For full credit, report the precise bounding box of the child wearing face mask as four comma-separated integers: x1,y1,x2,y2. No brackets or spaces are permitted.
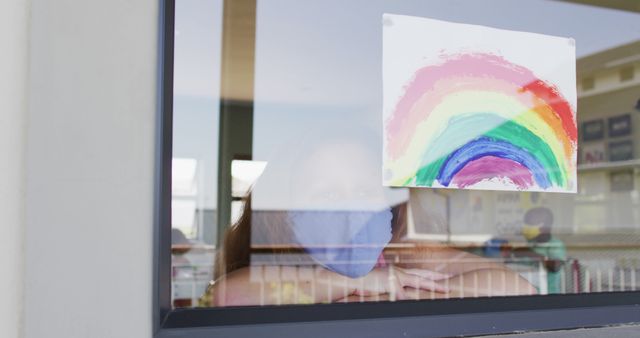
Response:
203,199,448,306
502,207,566,294
202,196,537,306
203,130,536,306
521,207,566,294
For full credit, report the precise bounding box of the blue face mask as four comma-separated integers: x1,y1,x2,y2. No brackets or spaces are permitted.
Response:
287,209,393,278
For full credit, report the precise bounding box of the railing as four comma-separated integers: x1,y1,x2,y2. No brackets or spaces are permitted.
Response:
171,253,640,308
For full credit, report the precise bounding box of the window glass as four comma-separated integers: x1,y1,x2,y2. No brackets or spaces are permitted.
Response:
171,0,223,307
172,0,640,308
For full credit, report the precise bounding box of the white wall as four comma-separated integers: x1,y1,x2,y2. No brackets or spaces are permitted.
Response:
24,1,158,337
0,0,30,337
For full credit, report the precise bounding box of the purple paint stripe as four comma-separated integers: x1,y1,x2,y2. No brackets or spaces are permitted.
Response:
450,156,534,189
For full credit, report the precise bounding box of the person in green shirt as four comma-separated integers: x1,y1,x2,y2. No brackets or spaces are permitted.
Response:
514,207,567,294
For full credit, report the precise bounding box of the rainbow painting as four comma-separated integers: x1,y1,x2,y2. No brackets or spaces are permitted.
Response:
382,14,577,193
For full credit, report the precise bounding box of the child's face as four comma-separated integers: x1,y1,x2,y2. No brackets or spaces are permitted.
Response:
291,141,388,211
287,141,394,278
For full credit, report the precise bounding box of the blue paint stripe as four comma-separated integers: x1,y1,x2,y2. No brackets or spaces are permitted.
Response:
436,137,551,188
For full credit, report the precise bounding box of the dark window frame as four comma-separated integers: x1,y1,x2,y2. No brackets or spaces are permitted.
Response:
153,0,640,336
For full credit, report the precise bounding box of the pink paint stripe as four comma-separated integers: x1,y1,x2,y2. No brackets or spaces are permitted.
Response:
390,54,533,126
386,76,523,159
450,156,534,189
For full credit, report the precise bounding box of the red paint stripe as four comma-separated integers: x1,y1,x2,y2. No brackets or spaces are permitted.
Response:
522,80,577,142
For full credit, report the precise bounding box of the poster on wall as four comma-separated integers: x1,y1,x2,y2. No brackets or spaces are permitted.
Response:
582,119,605,141
382,14,577,193
581,143,606,164
494,191,547,235
610,170,634,192
609,140,634,162
608,114,632,138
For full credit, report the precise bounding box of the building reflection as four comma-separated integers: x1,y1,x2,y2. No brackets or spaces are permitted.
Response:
171,39,640,306
407,40,640,294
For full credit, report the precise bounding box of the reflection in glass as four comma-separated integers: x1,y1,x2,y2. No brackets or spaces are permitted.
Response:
171,0,640,308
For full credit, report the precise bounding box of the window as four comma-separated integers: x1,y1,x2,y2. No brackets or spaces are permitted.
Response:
155,1,640,336
581,77,595,91
620,66,634,82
